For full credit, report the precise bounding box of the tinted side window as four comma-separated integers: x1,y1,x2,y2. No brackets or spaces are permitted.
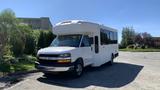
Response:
100,29,110,45
100,28,117,44
110,31,114,44
100,31,106,45
110,31,118,44
114,32,118,43
95,36,99,53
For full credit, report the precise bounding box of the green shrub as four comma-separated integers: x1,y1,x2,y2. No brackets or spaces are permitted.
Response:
0,9,56,75
10,30,25,57
12,63,30,72
127,44,135,49
0,9,17,60
45,31,55,47
37,30,55,49
0,57,13,74
37,31,45,49
141,45,146,49
24,36,36,55
0,62,11,74
17,25,37,55
32,30,41,54
19,55,37,64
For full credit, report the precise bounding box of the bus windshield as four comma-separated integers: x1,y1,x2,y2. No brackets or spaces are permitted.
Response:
50,35,82,47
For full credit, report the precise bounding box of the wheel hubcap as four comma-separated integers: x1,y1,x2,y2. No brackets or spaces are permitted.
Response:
76,64,82,75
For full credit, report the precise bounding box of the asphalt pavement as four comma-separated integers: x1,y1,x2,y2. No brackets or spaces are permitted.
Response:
5,52,160,90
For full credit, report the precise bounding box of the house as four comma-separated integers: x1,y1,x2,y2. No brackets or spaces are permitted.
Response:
153,37,160,48
17,17,52,30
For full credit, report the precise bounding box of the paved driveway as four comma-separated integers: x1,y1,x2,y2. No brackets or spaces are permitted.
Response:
6,52,160,90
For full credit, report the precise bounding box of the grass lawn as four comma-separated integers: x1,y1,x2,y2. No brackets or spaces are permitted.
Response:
119,48,160,52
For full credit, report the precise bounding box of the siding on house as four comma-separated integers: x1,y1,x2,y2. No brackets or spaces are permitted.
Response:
17,17,52,30
153,37,160,48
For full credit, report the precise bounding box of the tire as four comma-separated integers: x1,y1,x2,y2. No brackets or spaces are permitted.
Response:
73,61,83,77
109,54,114,65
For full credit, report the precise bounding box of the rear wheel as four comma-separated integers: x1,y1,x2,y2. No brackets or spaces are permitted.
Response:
109,54,114,65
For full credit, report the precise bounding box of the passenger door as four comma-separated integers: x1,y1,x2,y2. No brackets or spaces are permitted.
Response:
80,35,93,66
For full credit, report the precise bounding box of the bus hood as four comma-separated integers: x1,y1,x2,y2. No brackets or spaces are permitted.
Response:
37,47,76,55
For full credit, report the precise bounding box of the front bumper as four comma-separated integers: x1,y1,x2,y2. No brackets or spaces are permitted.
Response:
35,61,74,72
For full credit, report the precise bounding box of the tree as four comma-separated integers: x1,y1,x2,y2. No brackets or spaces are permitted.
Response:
0,8,56,75
0,9,18,75
18,25,36,55
121,27,136,48
0,9,27,57
45,31,55,47
0,9,17,59
9,28,26,57
37,30,55,49
141,32,153,48
37,31,45,49
135,33,143,45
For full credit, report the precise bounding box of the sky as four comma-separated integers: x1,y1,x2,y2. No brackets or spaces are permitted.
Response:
0,0,160,42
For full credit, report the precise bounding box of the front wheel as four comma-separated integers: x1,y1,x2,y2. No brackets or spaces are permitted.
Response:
73,62,83,77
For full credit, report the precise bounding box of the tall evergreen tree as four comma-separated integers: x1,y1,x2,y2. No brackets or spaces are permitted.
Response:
121,27,136,48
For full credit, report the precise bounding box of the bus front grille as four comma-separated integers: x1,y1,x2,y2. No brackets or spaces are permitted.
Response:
39,54,60,57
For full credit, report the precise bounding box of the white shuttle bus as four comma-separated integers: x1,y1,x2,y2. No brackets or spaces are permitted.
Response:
35,20,118,77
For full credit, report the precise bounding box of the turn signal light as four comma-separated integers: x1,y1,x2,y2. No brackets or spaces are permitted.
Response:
57,59,71,63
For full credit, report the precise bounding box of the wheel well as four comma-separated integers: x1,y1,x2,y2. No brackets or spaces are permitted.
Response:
75,58,84,67
112,53,114,58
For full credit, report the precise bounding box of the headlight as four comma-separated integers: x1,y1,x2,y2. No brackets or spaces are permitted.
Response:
59,53,71,58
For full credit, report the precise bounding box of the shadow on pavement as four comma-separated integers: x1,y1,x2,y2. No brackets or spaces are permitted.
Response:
37,62,143,88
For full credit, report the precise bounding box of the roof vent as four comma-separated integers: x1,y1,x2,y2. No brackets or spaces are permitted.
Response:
56,20,85,26
61,21,72,24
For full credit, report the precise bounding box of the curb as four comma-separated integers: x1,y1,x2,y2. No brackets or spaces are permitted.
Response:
7,70,40,76
0,70,40,89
